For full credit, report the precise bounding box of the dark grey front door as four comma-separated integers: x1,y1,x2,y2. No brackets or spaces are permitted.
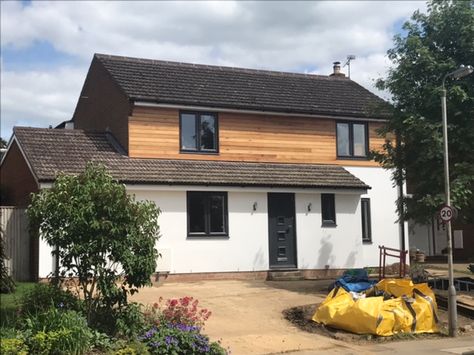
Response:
268,193,297,269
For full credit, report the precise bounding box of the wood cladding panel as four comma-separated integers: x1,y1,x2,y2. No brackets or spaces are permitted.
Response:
129,107,388,166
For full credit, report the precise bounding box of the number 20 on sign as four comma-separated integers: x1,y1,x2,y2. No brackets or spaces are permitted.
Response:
439,205,455,223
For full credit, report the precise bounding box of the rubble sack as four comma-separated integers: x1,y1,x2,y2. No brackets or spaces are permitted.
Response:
312,278,439,336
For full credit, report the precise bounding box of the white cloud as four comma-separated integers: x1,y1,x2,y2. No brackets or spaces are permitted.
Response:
0,0,426,138
1,66,87,138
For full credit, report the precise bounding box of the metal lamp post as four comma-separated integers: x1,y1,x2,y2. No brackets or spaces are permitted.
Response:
440,64,473,337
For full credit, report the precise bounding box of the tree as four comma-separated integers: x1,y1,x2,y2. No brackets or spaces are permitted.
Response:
0,227,15,293
28,163,161,323
0,137,7,149
374,0,474,224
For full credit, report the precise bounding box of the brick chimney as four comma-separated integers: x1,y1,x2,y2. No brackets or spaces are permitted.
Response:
329,61,345,77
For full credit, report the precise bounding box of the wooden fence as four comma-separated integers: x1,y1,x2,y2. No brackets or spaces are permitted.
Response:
0,206,31,281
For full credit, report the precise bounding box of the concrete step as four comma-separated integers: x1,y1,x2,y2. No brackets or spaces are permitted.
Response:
267,270,304,281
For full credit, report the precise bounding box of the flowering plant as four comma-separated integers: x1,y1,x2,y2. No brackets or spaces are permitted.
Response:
144,296,212,329
140,323,226,355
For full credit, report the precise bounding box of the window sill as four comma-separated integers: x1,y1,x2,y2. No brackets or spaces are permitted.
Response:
336,156,370,161
362,240,373,244
180,150,219,155
187,234,229,239
321,222,337,228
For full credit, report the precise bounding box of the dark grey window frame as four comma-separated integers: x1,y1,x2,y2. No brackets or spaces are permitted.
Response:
179,111,219,154
336,121,369,159
361,198,372,243
321,193,336,227
186,191,228,238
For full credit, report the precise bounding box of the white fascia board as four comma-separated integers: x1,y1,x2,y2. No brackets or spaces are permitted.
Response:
0,135,40,187
125,183,366,195
134,101,388,123
39,182,53,189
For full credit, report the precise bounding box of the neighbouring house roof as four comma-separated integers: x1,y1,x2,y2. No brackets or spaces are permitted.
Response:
95,53,390,119
12,127,370,190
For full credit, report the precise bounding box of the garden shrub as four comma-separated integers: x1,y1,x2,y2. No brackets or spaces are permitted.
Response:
140,323,226,355
0,338,28,355
28,163,161,324
0,227,15,294
20,283,83,315
22,307,92,354
90,329,115,352
113,341,150,355
115,302,146,339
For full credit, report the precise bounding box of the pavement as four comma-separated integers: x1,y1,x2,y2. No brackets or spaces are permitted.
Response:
130,279,474,355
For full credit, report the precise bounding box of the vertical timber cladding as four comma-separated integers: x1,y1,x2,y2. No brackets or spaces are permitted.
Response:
128,106,387,166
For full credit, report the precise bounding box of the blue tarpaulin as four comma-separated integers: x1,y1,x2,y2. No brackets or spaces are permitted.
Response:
334,269,376,292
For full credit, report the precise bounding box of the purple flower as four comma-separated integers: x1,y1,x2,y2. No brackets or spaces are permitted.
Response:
165,335,178,346
141,327,157,340
173,323,200,332
149,341,161,348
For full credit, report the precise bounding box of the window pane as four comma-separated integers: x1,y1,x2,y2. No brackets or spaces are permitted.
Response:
321,194,336,224
209,195,225,233
181,113,197,150
189,194,206,233
200,115,216,150
337,123,350,156
353,124,367,156
361,199,371,241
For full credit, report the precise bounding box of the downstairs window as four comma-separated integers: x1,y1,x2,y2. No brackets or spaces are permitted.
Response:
187,191,228,237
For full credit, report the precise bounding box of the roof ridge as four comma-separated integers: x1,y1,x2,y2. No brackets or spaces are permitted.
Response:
14,126,107,135
94,53,341,81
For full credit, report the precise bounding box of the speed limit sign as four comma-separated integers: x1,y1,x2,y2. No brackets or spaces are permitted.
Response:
439,205,455,223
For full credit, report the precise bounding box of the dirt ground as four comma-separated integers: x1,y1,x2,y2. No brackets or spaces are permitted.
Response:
284,303,474,345
130,279,474,354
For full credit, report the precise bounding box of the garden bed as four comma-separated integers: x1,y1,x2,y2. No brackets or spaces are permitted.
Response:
283,303,474,344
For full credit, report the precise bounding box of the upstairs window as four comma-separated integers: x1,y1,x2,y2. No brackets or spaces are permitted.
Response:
321,193,336,226
180,112,218,153
336,121,368,158
187,192,228,237
361,198,372,242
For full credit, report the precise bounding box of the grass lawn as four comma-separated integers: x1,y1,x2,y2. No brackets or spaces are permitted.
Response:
0,282,35,327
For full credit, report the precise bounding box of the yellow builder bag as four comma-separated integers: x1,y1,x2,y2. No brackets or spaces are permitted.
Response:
312,279,439,336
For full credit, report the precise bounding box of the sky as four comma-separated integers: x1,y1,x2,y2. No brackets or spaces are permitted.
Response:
0,0,427,140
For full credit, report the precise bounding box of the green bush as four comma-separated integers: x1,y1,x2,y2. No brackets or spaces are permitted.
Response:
0,338,28,355
0,229,15,294
113,341,150,355
20,283,83,315
23,307,92,354
116,302,146,339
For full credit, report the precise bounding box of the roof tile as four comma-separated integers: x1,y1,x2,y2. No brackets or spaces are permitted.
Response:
95,54,390,119
12,127,369,190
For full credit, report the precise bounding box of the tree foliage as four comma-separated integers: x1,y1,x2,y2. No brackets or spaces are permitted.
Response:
28,163,161,322
374,0,474,224
0,227,15,293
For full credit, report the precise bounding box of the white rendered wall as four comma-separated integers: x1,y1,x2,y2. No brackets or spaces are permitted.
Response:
295,193,364,270
132,190,269,274
132,186,372,273
38,237,54,278
345,167,401,267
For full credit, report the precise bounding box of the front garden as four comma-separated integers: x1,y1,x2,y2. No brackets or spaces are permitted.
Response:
0,164,228,354
0,282,227,354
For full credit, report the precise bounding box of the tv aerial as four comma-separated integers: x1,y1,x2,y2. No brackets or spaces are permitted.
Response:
343,55,356,79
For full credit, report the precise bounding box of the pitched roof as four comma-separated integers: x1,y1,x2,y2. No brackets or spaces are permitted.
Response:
95,54,390,119
11,127,369,190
